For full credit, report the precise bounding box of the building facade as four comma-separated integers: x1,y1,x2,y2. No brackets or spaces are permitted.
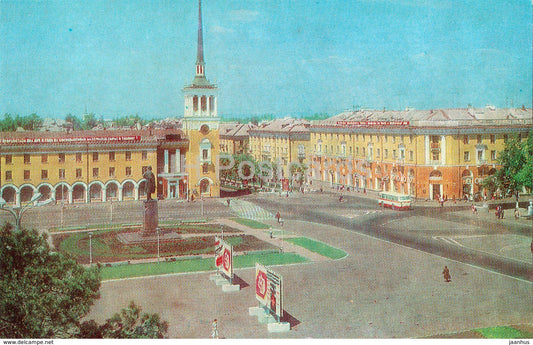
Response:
0,130,189,206
308,107,532,200
220,122,257,155
248,118,311,181
181,0,220,198
0,0,221,206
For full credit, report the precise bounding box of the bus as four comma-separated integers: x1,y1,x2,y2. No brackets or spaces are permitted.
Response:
378,191,412,210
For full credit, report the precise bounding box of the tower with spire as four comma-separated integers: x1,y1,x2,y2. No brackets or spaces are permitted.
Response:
183,0,220,197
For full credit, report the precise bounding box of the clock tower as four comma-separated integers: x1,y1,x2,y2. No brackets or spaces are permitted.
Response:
183,0,220,197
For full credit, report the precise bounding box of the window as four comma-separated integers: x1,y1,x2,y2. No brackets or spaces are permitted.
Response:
109,151,115,161
464,151,470,161
58,153,65,163
93,152,98,162
432,151,440,161
477,135,482,144
76,153,82,163
202,149,208,160
109,167,115,178
362,147,366,156
76,168,82,179
41,154,48,163
24,170,30,180
393,150,397,159
491,150,496,161
92,168,99,178
125,167,132,176
202,163,209,174
356,147,359,155
384,149,388,158
125,151,132,161
490,135,495,144
142,151,148,160
5,155,12,164
24,154,30,164
59,169,65,179
477,150,483,161
463,135,469,144
41,170,48,179
376,148,380,157
5,171,12,181
409,151,414,161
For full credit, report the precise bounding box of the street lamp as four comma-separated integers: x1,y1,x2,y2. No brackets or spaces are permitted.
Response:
89,232,93,266
0,193,53,231
156,228,161,263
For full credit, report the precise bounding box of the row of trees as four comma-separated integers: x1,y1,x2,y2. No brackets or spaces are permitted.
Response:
0,113,43,131
0,113,147,132
220,153,308,189
0,225,168,338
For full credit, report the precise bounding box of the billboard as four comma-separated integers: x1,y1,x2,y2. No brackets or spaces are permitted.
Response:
215,237,233,279
255,263,283,320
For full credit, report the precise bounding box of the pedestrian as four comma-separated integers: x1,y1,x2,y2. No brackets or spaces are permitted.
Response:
276,211,281,224
227,199,230,207
514,208,520,219
211,319,219,339
442,266,451,282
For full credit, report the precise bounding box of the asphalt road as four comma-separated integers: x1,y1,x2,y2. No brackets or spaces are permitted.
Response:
245,191,533,281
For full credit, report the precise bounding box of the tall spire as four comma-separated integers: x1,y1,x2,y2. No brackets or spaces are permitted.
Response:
196,0,205,77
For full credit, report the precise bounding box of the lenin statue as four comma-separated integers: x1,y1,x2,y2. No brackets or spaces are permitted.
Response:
143,166,156,201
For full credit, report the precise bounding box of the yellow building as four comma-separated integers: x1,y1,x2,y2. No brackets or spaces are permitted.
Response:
0,129,186,206
181,0,220,198
249,118,311,181
308,107,532,199
220,122,256,155
0,0,221,205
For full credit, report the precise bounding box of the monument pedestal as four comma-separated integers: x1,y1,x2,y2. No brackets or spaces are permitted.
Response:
142,200,158,236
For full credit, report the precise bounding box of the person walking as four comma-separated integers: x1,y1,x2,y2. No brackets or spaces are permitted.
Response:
275,211,281,224
211,319,219,339
442,266,451,282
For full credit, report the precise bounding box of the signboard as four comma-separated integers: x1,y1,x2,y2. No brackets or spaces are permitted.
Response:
215,237,233,279
0,135,141,145
336,120,409,127
282,179,289,191
255,263,283,320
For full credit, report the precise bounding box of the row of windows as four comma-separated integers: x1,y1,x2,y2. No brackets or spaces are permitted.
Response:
313,133,519,144
5,166,150,181
464,150,497,162
314,133,415,143
5,151,149,165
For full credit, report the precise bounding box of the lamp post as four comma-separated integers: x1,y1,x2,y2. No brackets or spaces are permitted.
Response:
0,193,53,231
89,232,93,266
156,228,161,263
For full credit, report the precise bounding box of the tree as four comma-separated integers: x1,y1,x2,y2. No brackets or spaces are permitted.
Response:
98,301,168,339
496,132,533,194
0,224,101,338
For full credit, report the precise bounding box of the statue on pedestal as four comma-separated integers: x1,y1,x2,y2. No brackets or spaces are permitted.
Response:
143,166,156,201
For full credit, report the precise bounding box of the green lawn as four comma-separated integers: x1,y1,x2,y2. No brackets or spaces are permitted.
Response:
284,237,347,259
474,326,533,339
231,217,271,229
100,252,308,280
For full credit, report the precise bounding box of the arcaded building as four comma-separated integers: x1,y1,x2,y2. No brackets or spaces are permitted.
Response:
0,0,221,206
308,107,532,200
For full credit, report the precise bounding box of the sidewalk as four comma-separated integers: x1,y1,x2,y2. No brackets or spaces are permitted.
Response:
217,218,329,262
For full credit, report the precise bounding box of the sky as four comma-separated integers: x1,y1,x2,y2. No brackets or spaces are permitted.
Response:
1,0,531,119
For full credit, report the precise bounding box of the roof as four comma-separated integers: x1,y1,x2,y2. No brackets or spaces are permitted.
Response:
315,107,532,128
220,122,257,138
0,128,185,146
250,118,310,134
